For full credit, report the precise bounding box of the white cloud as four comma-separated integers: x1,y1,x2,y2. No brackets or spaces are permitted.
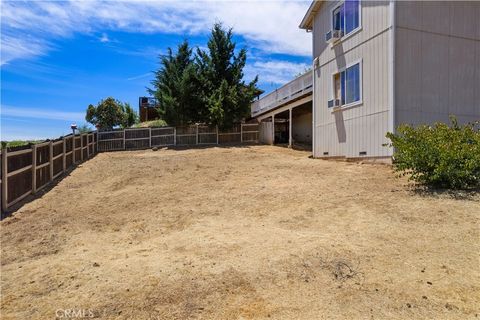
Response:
1,105,85,122
1,0,311,64
245,60,310,85
0,34,52,66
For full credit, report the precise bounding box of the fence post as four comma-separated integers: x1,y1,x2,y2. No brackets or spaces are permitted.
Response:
86,134,90,158
62,137,66,172
149,128,152,148
174,127,177,146
94,132,97,154
49,141,53,181
80,134,84,161
216,126,219,144
241,124,243,143
123,130,126,150
32,144,37,194
1,147,8,212
196,125,199,145
72,136,76,164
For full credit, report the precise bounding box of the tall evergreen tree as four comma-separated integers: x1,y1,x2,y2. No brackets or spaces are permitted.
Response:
148,40,200,126
196,23,260,129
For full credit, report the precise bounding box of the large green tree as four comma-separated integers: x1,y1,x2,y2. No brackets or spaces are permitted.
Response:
196,23,260,129
149,24,260,128
148,40,201,126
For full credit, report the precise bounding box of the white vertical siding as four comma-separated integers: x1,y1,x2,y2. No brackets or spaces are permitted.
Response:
312,1,392,158
395,1,480,127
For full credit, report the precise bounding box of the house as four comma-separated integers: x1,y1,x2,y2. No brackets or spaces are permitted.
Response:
253,0,480,159
138,97,159,122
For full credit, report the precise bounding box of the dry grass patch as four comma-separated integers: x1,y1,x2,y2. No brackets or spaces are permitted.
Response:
1,145,479,319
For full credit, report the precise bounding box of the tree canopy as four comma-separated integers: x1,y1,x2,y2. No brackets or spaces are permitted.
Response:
86,97,138,130
148,41,201,126
149,23,260,129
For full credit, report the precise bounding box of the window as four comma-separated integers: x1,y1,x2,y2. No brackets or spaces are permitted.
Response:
330,62,361,108
332,0,360,36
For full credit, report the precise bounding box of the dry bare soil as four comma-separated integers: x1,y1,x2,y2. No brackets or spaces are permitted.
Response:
1,146,479,319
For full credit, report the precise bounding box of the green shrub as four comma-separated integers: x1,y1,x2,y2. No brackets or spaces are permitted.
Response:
385,117,480,189
133,119,168,128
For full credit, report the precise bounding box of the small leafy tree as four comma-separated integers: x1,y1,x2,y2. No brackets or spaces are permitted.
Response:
85,97,138,129
385,116,480,189
86,97,128,130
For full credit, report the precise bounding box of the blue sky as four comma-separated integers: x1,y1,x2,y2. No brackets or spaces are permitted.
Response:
1,1,311,141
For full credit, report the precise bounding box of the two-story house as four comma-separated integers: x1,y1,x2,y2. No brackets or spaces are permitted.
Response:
300,0,479,159
252,1,479,159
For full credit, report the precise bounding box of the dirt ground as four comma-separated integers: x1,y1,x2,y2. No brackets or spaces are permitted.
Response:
1,145,479,319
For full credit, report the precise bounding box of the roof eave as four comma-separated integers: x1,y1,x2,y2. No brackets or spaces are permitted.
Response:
299,1,323,30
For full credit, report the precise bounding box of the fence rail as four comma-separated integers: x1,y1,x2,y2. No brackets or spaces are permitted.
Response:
97,124,259,152
1,132,97,213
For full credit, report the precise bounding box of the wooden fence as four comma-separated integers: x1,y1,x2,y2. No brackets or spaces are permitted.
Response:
97,123,259,152
1,132,97,213
1,124,259,215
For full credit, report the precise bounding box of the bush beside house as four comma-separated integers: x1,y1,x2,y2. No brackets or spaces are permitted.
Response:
386,117,480,189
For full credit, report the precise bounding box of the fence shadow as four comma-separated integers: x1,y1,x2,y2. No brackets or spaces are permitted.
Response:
1,132,98,218
0,160,93,219
153,142,260,151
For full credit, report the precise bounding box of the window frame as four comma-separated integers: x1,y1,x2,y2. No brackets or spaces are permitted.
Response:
330,59,363,111
329,0,362,43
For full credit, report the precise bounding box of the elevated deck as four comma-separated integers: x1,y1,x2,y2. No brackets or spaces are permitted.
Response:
251,70,313,118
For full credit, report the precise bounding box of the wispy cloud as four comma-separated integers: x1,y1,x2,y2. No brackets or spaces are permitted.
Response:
127,72,152,81
245,60,310,86
1,0,311,65
0,34,52,66
1,105,85,122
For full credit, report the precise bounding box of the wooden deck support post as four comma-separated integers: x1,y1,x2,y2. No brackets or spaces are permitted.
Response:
289,108,293,148
272,114,275,145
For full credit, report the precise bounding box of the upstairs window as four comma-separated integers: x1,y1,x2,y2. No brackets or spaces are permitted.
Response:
329,62,361,108
332,0,360,36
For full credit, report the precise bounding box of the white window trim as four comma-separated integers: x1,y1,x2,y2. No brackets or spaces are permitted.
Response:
329,0,362,45
330,59,363,112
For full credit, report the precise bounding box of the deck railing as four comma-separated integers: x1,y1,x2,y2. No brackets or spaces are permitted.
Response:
251,70,313,117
